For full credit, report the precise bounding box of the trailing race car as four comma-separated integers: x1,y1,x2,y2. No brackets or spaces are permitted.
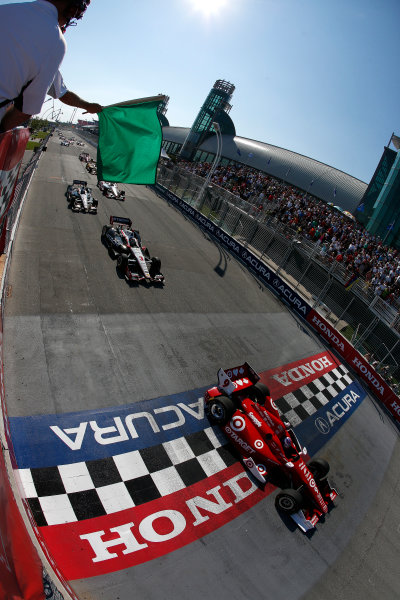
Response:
204,363,337,532
60,141,70,146
66,180,98,214
101,216,164,284
97,180,125,201
86,160,97,175
79,152,91,162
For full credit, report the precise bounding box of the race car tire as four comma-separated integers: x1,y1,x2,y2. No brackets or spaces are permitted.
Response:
307,458,330,481
253,382,271,405
101,225,109,241
206,396,236,425
143,248,150,259
117,254,129,271
149,257,161,277
275,489,303,514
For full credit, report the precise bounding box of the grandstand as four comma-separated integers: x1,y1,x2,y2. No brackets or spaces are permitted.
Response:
162,126,367,213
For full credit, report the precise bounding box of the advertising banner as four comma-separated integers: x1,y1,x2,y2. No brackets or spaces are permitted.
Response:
307,309,400,425
9,352,365,580
0,128,30,252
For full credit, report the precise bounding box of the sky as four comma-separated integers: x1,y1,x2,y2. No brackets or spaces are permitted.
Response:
3,0,400,183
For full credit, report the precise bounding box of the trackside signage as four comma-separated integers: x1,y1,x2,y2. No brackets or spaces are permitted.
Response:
295,381,366,456
263,350,342,398
36,462,268,580
9,350,344,469
9,352,360,580
154,184,311,319
9,389,210,469
307,309,400,425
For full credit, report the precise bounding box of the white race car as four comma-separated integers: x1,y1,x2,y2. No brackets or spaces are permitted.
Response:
97,180,125,201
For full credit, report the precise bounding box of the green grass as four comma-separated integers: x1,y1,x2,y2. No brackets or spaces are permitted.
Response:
31,130,47,139
26,141,40,150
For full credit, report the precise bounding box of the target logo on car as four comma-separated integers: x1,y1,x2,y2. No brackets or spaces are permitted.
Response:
257,464,267,476
254,439,264,450
230,416,246,431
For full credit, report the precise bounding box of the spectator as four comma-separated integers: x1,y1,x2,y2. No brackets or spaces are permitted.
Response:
167,156,400,306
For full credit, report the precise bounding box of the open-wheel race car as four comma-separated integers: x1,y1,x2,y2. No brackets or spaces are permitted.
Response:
86,160,97,175
101,216,164,285
79,152,91,162
204,363,337,532
66,180,98,214
97,180,125,201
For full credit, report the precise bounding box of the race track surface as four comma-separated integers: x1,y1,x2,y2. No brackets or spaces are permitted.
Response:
3,133,399,600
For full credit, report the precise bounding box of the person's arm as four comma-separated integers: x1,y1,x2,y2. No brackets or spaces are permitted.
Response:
59,91,102,114
0,105,31,132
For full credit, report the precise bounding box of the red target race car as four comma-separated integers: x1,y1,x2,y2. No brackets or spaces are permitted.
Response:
204,362,338,532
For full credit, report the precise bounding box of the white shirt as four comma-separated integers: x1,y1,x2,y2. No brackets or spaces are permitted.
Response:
0,0,66,119
47,70,68,99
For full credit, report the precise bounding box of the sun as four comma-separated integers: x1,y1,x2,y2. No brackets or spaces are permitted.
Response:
188,0,228,17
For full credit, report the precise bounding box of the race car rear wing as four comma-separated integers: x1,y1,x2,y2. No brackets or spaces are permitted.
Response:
110,216,132,227
72,179,87,186
221,362,260,385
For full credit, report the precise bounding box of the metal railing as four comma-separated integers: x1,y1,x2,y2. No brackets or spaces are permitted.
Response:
4,134,50,253
157,163,400,386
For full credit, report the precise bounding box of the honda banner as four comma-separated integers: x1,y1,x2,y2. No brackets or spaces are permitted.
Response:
307,309,400,425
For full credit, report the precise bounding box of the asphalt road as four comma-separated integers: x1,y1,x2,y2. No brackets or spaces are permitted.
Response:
3,132,399,600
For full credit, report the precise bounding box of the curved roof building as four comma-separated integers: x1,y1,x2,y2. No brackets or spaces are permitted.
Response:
162,126,367,213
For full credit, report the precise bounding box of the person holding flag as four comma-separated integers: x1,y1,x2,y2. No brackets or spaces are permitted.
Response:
0,0,102,133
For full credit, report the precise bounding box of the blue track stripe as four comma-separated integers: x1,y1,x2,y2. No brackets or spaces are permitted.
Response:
9,387,210,469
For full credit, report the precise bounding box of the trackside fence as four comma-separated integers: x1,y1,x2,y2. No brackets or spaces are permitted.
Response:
154,165,400,426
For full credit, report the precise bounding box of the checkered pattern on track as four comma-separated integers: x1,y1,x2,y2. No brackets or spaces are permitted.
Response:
21,427,236,526
18,364,353,526
274,364,352,426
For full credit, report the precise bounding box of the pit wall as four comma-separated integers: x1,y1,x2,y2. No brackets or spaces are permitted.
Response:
154,183,400,426
0,129,72,600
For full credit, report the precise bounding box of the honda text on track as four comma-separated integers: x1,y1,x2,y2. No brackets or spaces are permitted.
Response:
101,216,164,285
204,362,338,532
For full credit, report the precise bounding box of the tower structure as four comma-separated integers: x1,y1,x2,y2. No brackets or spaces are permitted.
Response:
356,133,400,248
180,79,235,160
157,95,170,127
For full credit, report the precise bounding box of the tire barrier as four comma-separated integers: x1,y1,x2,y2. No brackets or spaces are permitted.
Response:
154,183,400,427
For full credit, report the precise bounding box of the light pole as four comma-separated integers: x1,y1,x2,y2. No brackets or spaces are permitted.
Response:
196,122,222,209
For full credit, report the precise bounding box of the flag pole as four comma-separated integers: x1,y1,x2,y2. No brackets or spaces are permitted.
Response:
105,95,167,108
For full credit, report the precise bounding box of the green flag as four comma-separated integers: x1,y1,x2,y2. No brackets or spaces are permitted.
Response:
97,99,163,185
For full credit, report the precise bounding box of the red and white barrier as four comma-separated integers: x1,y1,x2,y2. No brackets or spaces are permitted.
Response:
0,128,30,253
0,309,44,599
307,309,400,424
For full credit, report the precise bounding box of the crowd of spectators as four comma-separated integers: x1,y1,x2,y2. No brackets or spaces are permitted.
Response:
174,158,400,306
